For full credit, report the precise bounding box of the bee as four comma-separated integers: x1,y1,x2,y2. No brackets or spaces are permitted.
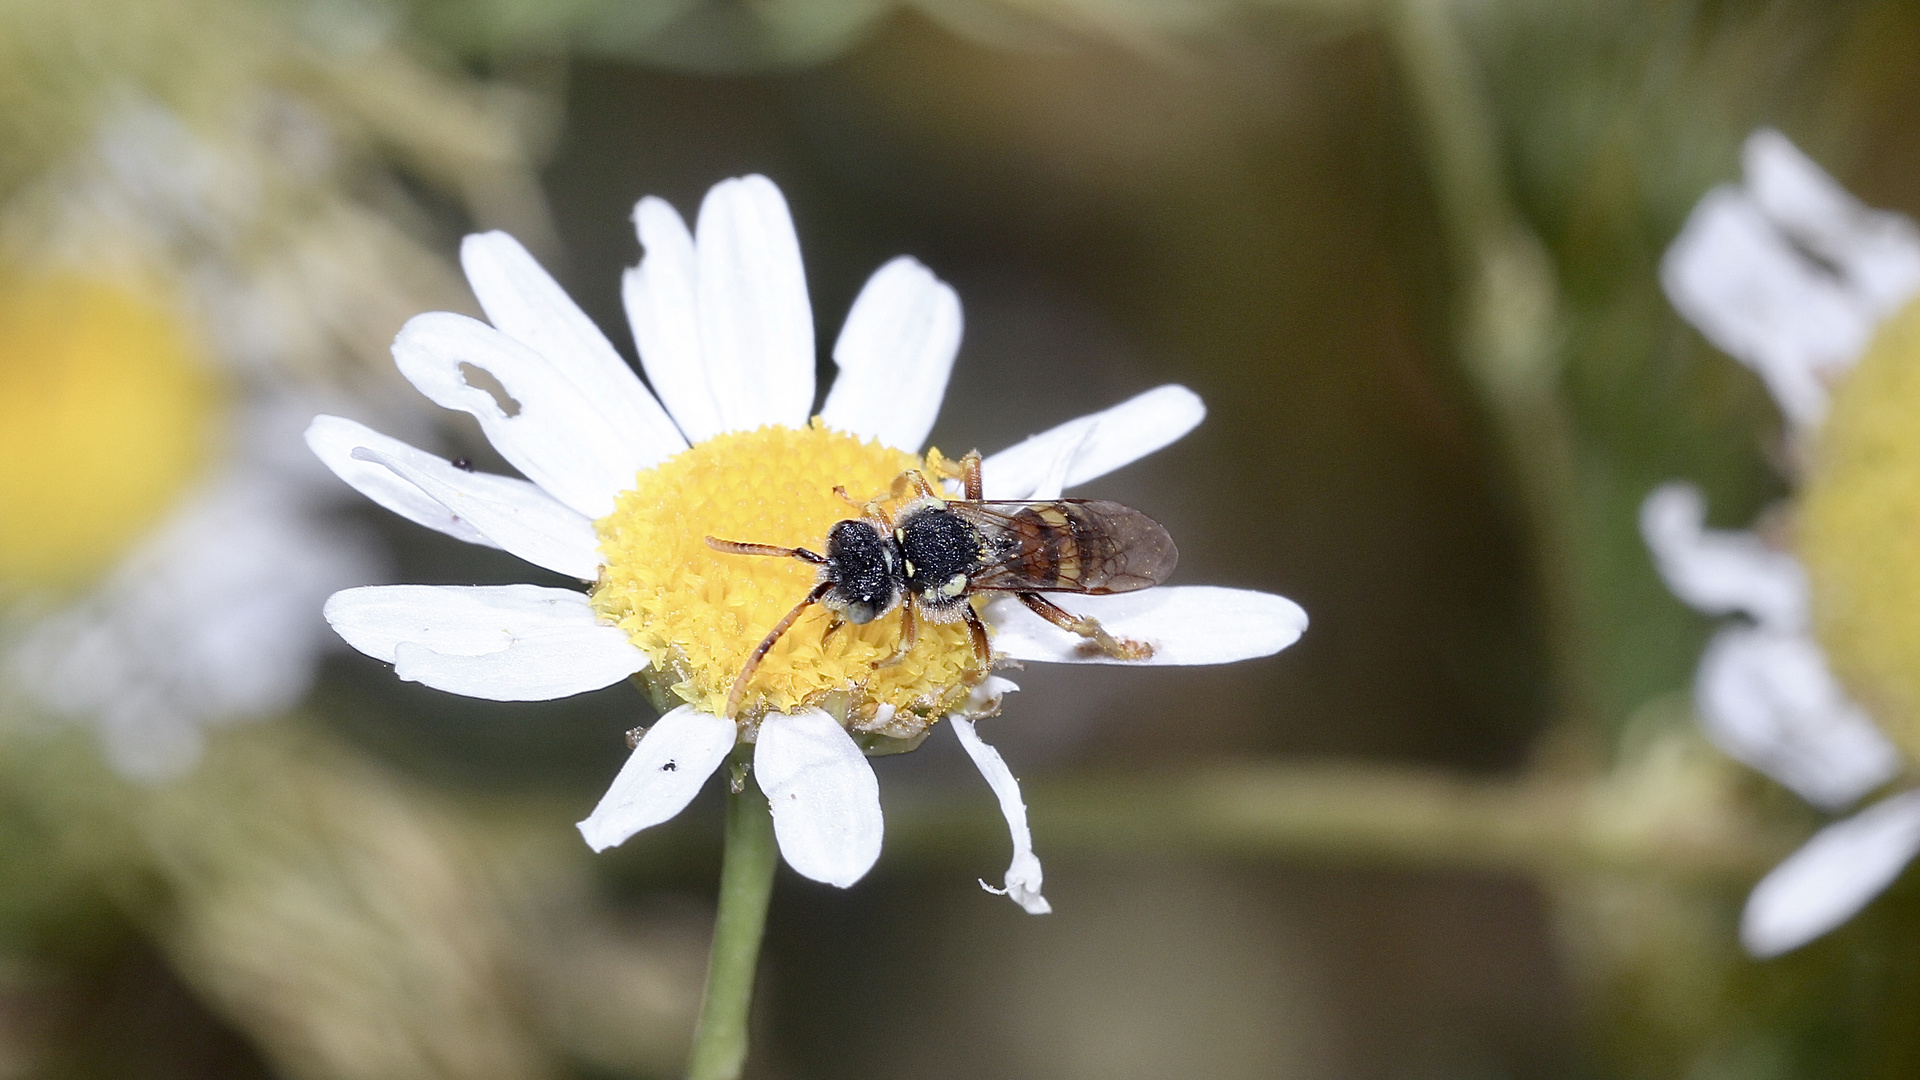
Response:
705,449,1177,718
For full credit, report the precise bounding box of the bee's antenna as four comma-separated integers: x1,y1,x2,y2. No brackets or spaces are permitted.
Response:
707,537,826,564
726,582,832,719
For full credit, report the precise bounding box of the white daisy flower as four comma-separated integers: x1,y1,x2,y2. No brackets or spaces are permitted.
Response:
310,175,1308,909
1648,129,1920,956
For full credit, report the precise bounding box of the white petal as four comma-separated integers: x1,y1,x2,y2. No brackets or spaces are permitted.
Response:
1028,423,1092,502
1743,129,1920,319
986,586,1307,666
324,584,647,701
1741,789,1920,957
961,674,1021,718
390,640,641,701
820,256,963,451
1695,625,1901,810
461,231,687,468
1639,483,1807,631
981,385,1206,499
324,583,605,659
625,196,721,442
392,311,646,518
307,416,599,575
308,415,497,547
695,176,816,432
576,706,737,852
950,717,1051,914
1662,187,1873,427
348,445,601,581
753,708,882,888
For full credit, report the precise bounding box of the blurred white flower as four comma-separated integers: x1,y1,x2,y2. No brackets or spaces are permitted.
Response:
7,403,378,780
1,94,469,779
1662,128,1920,431
1647,129,1920,957
311,174,1308,909
1640,483,1897,813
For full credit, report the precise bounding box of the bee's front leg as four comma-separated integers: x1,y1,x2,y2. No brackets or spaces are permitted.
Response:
1016,592,1154,661
875,596,918,667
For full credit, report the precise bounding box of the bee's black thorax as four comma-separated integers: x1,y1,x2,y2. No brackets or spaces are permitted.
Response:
822,519,900,624
895,503,987,617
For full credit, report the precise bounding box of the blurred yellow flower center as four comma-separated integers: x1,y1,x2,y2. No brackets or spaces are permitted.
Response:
1802,295,1920,760
591,423,988,735
0,269,217,591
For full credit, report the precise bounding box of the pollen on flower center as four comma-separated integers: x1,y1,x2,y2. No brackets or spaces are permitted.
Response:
591,421,988,739
1802,295,1920,761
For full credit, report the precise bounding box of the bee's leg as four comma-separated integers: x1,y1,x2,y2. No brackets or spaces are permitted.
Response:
876,596,918,667
705,537,827,564
960,449,983,501
1017,592,1154,660
892,468,940,502
834,485,895,526
962,603,993,669
819,614,846,647
726,582,832,719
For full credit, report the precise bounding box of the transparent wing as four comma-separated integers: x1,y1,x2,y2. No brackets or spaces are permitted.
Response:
947,500,1177,594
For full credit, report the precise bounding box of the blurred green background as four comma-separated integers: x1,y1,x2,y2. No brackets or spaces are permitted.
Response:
7,1,1920,1077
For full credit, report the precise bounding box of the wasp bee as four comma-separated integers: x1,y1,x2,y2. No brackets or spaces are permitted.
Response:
706,449,1177,718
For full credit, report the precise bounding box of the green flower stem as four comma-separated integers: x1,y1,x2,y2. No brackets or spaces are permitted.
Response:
888,761,1795,882
1386,0,1598,726
686,763,779,1080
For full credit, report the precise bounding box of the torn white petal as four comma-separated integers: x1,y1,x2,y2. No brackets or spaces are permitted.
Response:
1696,625,1901,811
981,385,1205,499
625,196,721,442
754,708,883,888
1640,483,1807,630
306,415,497,548
391,311,647,519
325,584,646,701
349,446,601,581
1742,789,1920,957
987,586,1307,666
820,256,963,451
958,675,1020,720
695,176,815,433
461,231,686,467
577,706,737,852
1662,187,1873,428
951,717,1051,914
305,415,489,543
1743,129,1920,320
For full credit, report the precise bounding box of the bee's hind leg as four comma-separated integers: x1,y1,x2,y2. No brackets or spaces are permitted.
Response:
1016,592,1154,660
960,450,983,501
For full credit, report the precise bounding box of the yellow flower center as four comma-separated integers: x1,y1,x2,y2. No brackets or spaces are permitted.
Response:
0,269,218,591
591,422,988,740
1802,295,1920,760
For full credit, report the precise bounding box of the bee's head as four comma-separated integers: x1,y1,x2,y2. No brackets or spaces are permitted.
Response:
823,518,901,624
